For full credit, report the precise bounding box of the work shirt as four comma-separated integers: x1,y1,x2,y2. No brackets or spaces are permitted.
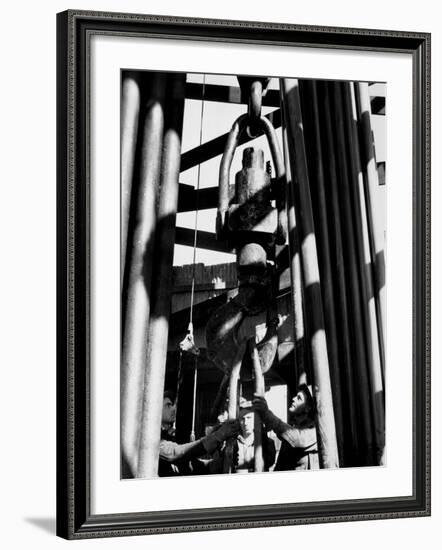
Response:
236,434,255,472
261,410,319,471
158,428,219,477
234,432,276,472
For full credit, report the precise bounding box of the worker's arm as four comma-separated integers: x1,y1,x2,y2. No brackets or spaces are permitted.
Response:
159,420,239,463
253,396,317,449
159,439,206,463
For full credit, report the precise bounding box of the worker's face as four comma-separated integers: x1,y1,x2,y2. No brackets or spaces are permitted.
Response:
239,410,254,437
289,390,308,415
162,397,176,425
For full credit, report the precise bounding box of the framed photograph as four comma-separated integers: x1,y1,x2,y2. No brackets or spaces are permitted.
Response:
56,10,430,539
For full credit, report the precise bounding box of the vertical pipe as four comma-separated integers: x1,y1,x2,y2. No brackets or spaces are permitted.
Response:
137,74,186,479
356,82,386,362
121,73,166,477
250,340,265,472
121,71,141,286
281,78,339,469
343,82,385,463
331,82,374,465
320,82,359,465
223,345,244,474
281,111,306,385
210,373,229,422
300,80,345,464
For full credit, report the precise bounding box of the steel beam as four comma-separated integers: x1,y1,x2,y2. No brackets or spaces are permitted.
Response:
177,184,219,212
174,227,233,253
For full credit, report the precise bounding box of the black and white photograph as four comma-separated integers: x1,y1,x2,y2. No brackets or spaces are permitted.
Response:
0,0,437,547
120,71,387,480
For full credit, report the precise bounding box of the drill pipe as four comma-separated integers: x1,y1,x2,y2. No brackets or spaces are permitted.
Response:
281,78,339,469
121,71,141,287
136,73,186,479
121,73,166,477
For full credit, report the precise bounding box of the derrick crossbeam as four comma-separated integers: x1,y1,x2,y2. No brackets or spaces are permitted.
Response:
174,226,233,254
177,184,218,212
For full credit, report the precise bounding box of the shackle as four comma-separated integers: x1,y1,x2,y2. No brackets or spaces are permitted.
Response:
217,114,287,244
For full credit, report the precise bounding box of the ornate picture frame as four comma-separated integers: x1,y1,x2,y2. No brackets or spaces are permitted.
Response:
56,10,430,539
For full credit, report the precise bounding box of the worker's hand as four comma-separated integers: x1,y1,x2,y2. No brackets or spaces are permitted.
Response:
252,394,269,414
213,419,240,442
203,420,239,453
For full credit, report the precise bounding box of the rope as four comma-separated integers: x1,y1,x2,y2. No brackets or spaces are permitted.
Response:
174,350,183,414
177,75,206,440
189,74,206,326
190,355,198,441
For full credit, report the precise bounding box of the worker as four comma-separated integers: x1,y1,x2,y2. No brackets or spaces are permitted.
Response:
235,400,276,473
252,385,319,471
159,390,240,477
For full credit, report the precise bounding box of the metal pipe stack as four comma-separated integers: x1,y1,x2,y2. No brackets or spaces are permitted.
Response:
121,73,166,477
281,78,340,470
299,80,345,465
137,74,186,478
318,81,359,465
121,72,186,479
282,78,386,468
